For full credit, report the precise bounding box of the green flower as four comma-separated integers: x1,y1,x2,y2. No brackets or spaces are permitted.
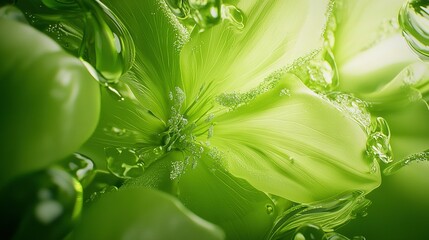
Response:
88,0,380,204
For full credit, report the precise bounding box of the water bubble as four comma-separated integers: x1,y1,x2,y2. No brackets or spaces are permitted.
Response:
293,223,325,240
105,147,144,179
366,117,393,164
399,0,429,60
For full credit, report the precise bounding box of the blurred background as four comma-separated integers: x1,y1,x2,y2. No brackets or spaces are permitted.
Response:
339,162,429,240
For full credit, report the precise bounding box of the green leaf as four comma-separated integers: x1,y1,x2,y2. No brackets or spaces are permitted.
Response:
72,187,225,240
209,74,380,203
179,0,330,119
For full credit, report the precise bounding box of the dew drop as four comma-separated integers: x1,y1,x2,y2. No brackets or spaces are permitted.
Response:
399,0,429,60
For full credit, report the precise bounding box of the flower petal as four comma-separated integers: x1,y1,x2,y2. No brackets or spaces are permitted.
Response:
179,0,330,118
207,74,380,203
359,63,429,160
104,0,188,120
333,0,406,64
338,34,417,93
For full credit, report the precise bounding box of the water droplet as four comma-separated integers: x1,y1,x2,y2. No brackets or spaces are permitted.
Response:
279,88,291,97
292,48,338,92
266,204,274,215
384,149,429,175
222,4,245,29
399,0,429,60
189,0,222,29
78,0,135,84
293,224,325,240
105,147,144,178
17,0,135,85
165,0,244,31
153,146,165,156
170,161,185,180
88,185,118,203
165,0,191,19
323,92,372,131
61,153,95,181
366,117,393,164
307,59,334,88
104,126,128,137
